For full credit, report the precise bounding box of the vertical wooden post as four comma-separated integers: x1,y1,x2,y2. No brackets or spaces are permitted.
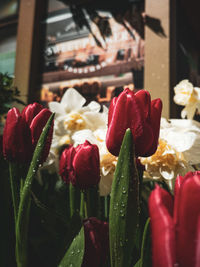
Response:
144,0,177,119
14,0,48,104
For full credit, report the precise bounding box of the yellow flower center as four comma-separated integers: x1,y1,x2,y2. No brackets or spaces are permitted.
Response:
189,90,198,103
141,139,185,175
63,113,86,131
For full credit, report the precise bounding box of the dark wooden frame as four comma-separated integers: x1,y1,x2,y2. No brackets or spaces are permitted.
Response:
144,0,177,119
14,0,48,104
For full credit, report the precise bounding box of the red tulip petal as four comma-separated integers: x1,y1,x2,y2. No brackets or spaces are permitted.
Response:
106,89,143,156
149,185,176,267
134,90,151,121
195,216,200,266
30,108,53,163
145,98,162,156
22,103,43,125
134,122,154,157
3,108,32,162
59,145,76,184
72,141,100,189
173,175,184,225
108,97,117,126
82,217,109,267
176,171,200,267
174,175,184,196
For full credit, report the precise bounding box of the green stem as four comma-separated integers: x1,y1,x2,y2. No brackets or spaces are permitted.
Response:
104,195,110,221
15,198,31,267
85,190,90,218
80,191,85,219
9,162,20,225
80,190,90,219
69,183,75,218
69,183,81,217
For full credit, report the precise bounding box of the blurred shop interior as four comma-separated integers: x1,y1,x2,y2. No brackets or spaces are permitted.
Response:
0,0,200,118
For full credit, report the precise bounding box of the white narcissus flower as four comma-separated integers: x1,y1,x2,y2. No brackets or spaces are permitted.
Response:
140,118,200,190
174,79,200,119
140,139,193,190
160,118,200,165
48,88,108,152
48,88,115,195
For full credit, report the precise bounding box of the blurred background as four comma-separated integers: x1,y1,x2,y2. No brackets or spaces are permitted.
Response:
0,0,199,118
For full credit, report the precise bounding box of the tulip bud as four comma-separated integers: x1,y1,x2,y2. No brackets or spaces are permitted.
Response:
3,104,53,164
149,185,176,267
59,145,76,184
29,108,53,163
60,141,100,189
106,88,162,157
3,108,32,162
82,217,109,267
21,103,43,125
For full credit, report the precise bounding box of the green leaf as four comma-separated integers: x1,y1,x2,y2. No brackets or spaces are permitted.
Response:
134,258,142,267
58,227,85,267
15,113,55,267
109,129,140,267
140,218,151,267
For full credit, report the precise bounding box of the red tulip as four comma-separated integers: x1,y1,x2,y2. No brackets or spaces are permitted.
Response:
176,171,200,267
3,104,53,163
3,108,32,162
59,145,76,184
149,171,200,267
149,185,176,267
106,88,162,157
82,217,109,267
59,141,100,189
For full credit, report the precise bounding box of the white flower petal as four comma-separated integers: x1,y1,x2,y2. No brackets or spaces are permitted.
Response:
94,128,107,142
84,112,107,130
169,119,200,129
48,102,65,115
174,79,194,106
87,101,101,112
160,118,200,165
72,129,98,146
60,88,86,112
159,166,174,180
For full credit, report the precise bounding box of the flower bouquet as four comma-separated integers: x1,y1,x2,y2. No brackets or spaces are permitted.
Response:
1,82,200,267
